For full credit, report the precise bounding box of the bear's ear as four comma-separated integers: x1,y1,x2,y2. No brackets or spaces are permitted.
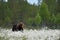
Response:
20,22,24,27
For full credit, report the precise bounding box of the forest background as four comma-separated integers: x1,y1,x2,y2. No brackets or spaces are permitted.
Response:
0,0,60,29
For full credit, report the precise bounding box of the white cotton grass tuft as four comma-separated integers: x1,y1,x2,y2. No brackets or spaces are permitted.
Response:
0,27,60,40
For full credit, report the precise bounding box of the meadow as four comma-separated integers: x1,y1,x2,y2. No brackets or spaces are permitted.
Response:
0,27,60,40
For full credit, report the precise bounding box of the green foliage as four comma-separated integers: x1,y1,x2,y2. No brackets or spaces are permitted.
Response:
26,13,41,27
34,13,41,26
26,18,33,26
55,13,60,24
43,0,60,28
57,0,60,13
4,16,12,26
39,3,50,20
43,0,57,14
4,16,11,23
0,0,60,29
50,15,56,23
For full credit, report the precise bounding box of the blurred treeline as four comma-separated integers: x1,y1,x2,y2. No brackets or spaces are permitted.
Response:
0,0,60,29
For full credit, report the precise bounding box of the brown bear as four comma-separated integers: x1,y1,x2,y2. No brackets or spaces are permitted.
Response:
12,22,24,32
12,24,17,31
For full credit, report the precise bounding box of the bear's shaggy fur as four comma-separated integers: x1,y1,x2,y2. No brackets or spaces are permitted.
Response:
12,22,24,32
